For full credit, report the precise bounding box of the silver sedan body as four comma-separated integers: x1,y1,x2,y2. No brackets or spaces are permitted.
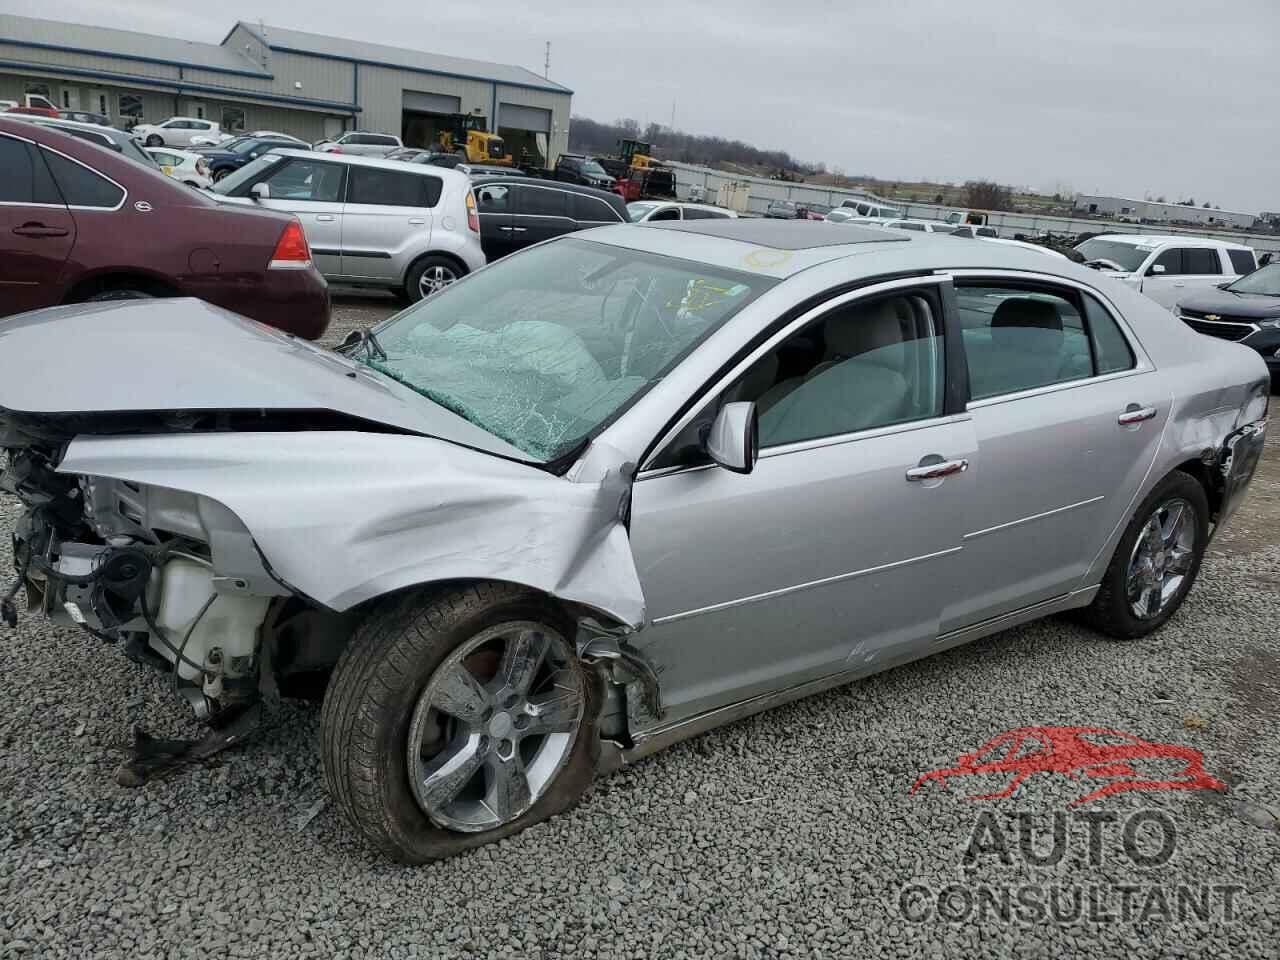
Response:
0,220,1269,816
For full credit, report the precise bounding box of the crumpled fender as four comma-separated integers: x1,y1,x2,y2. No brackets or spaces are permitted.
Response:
58,431,646,628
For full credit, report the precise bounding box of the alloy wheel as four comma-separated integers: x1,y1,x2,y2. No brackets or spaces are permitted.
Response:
406,622,585,832
418,264,458,298
1125,497,1197,620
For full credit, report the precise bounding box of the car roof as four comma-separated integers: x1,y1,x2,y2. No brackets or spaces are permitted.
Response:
10,114,128,140
578,219,1091,281
1093,233,1252,251
269,146,470,187
470,176,620,199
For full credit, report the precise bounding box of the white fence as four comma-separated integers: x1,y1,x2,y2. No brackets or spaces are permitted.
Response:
666,161,1280,254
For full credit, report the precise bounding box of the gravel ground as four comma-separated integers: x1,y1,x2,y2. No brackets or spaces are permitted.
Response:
0,315,1277,957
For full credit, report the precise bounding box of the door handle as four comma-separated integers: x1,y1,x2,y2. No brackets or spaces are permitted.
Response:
315,215,335,222
407,218,426,225
12,223,69,238
510,226,527,232
1118,406,1157,425
498,226,513,232
1173,282,1185,287
906,459,968,481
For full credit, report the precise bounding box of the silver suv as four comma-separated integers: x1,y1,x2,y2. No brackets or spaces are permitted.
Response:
315,131,403,157
211,149,486,301
7,114,158,168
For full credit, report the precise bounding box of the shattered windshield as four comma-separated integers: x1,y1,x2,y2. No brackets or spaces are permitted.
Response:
363,238,775,462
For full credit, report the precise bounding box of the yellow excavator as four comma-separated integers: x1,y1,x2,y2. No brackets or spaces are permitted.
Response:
432,114,513,166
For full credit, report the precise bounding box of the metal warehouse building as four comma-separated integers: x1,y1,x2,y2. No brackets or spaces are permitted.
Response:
1073,194,1255,230
0,14,572,166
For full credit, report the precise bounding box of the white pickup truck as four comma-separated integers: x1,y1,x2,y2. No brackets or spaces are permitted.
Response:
1074,234,1258,309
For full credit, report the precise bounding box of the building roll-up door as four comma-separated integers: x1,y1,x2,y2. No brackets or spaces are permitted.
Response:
403,91,461,115
498,104,552,169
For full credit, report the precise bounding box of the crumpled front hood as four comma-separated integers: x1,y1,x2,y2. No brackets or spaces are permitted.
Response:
0,298,528,461
1177,288,1280,319
58,430,645,627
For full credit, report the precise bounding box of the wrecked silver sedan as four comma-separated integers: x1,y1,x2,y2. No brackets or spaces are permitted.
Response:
0,220,1269,861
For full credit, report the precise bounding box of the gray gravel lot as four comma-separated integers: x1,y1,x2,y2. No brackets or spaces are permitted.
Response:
0,299,1277,957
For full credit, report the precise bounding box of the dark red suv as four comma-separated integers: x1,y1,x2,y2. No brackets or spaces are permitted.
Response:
0,118,329,339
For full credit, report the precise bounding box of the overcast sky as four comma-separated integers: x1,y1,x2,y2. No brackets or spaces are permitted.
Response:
7,0,1279,211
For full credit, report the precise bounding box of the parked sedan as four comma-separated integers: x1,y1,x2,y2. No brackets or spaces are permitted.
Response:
0,118,329,337
0,219,1267,862
145,147,213,189
471,177,627,260
315,131,403,157
196,135,310,182
1176,261,1280,389
131,117,226,148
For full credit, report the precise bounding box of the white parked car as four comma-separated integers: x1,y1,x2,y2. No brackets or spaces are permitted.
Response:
1075,234,1258,309
315,131,404,157
245,130,307,145
949,224,999,239
628,201,738,223
145,146,213,189
133,117,227,149
838,198,903,218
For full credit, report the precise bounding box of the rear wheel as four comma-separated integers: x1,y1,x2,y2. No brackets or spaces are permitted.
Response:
145,134,162,147
1081,471,1209,639
320,582,599,863
405,256,463,302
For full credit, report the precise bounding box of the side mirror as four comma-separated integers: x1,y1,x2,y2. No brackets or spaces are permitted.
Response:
704,401,758,474
249,151,259,159
1148,263,1166,276
249,182,270,201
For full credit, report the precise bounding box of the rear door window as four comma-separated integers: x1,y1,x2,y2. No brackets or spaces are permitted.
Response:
518,186,570,218
475,183,510,211
1182,248,1221,275
570,193,620,222
1227,249,1257,275
40,149,124,208
956,285,1095,399
347,167,441,207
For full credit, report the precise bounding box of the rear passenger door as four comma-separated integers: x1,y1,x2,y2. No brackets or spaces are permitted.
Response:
945,277,1162,632
511,183,575,247
340,165,439,282
0,132,76,315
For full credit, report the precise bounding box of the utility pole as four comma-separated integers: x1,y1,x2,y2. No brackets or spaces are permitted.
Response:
544,41,550,79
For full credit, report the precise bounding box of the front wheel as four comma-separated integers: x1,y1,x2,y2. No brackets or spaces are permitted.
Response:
145,134,162,147
405,256,463,302
213,168,232,182
320,582,599,862
1081,471,1209,639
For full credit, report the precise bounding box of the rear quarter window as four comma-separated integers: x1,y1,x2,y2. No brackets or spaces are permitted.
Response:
348,167,442,207
40,148,124,208
1182,248,1221,275
1228,249,1257,275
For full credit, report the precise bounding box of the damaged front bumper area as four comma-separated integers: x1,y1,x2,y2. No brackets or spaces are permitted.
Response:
3,451,287,722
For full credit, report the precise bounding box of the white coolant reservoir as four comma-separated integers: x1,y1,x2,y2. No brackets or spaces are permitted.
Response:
151,558,269,683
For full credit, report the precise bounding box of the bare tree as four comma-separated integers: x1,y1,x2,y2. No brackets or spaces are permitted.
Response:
964,180,1013,211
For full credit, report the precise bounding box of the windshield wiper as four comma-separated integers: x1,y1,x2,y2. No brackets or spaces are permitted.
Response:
336,327,388,362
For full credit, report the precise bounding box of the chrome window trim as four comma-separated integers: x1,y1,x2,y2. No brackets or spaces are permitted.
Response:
38,143,127,212
638,274,952,476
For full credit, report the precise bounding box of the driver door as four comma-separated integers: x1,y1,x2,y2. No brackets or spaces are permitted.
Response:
628,280,977,725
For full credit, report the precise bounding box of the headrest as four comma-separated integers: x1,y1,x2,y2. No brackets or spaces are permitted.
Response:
990,298,1062,332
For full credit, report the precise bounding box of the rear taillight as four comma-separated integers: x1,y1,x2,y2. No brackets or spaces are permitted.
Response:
268,220,312,270
465,191,479,234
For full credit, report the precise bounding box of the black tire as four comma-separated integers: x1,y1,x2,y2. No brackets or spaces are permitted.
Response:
213,168,232,182
85,289,155,302
404,255,464,303
320,582,600,863
1080,471,1209,639
145,134,162,147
